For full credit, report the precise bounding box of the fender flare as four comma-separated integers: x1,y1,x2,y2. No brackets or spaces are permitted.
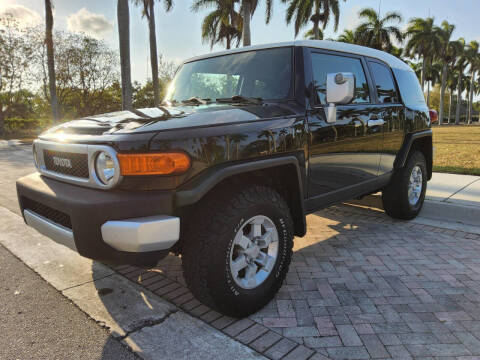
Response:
175,156,307,236
394,129,433,178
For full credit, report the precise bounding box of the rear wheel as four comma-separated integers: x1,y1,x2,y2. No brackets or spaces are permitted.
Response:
382,151,427,220
181,185,293,317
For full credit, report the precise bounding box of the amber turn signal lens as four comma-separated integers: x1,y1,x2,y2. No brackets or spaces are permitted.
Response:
118,152,191,176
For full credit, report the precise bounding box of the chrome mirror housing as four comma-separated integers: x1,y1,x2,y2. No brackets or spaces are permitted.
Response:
325,72,355,124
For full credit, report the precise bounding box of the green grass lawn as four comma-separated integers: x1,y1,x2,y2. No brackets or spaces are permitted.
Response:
432,125,480,176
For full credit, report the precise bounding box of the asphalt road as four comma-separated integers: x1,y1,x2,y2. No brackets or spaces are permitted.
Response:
0,146,139,360
0,145,35,215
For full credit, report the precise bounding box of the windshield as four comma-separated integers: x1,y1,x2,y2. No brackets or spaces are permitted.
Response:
166,47,293,103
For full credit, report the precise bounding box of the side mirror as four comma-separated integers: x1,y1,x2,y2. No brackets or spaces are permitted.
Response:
325,72,355,123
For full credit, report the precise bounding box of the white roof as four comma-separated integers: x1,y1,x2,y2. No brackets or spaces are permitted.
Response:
185,40,413,72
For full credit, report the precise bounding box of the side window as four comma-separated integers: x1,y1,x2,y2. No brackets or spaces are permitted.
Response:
369,62,399,104
311,52,370,105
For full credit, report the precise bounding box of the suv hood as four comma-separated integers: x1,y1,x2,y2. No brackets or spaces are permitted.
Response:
42,103,297,137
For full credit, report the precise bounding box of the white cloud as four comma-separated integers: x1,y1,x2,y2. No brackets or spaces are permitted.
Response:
0,5,42,27
67,8,113,39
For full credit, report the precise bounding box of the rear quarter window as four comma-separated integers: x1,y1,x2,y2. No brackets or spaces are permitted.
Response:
392,69,428,110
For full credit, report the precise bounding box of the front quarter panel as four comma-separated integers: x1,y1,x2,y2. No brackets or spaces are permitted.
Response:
149,112,308,188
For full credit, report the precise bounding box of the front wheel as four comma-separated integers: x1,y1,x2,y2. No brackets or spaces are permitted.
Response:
382,151,427,220
181,186,294,317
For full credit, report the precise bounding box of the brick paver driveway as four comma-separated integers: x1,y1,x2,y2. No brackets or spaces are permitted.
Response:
116,205,480,359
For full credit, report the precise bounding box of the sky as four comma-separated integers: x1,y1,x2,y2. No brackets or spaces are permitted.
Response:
1,0,480,83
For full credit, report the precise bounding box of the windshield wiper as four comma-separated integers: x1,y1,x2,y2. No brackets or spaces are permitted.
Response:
216,95,263,105
181,97,211,105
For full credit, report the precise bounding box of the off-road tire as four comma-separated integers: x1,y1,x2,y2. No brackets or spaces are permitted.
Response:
181,185,294,317
382,151,427,220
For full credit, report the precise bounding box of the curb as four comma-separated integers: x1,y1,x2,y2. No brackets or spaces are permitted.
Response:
346,194,480,234
0,206,265,360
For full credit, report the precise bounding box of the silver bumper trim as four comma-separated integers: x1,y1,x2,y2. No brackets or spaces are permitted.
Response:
101,215,180,253
24,210,76,251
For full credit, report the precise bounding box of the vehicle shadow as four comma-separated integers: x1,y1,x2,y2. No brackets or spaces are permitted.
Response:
89,203,407,359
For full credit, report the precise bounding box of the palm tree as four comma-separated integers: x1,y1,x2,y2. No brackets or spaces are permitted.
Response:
133,0,173,107
390,46,404,59
465,40,479,124
454,38,466,124
281,0,343,40
425,62,442,107
353,8,403,52
118,0,133,109
337,29,355,43
447,72,458,123
405,17,442,92
44,0,59,121
304,27,324,40
436,21,456,125
192,0,242,50
241,0,273,46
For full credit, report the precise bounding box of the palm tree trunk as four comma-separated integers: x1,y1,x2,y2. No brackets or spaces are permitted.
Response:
45,0,60,122
455,72,462,125
427,81,431,107
312,2,321,40
313,22,320,39
147,0,160,107
0,103,4,136
117,0,132,110
468,70,475,124
421,58,426,92
438,64,447,125
448,90,453,124
226,35,231,50
241,0,251,46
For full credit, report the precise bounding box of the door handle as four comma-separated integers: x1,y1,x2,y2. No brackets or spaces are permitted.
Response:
367,119,385,127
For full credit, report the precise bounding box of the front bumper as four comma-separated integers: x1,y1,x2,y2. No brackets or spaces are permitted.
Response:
17,172,179,265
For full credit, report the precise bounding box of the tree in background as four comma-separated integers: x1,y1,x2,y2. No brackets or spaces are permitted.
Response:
117,0,133,110
44,0,60,122
192,0,242,50
240,0,273,46
425,62,442,107
447,72,458,123
465,40,479,124
436,21,457,125
304,27,324,39
354,8,403,52
454,38,466,125
336,29,354,43
282,0,343,40
0,16,36,126
53,34,121,117
133,0,173,107
405,17,441,92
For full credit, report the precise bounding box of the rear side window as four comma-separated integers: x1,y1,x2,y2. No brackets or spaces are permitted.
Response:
393,69,428,110
311,53,370,104
369,62,399,103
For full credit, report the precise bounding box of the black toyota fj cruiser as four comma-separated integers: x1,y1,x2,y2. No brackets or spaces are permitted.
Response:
17,41,432,316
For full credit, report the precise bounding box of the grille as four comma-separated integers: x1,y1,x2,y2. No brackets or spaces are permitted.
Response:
44,150,89,179
22,197,72,229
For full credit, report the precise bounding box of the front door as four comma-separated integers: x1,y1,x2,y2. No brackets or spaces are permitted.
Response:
307,51,383,199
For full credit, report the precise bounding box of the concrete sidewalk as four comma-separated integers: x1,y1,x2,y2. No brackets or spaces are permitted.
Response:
350,172,480,233
421,173,480,229
427,172,480,207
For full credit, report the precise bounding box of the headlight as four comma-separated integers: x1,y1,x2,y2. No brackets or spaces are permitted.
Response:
95,151,116,185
